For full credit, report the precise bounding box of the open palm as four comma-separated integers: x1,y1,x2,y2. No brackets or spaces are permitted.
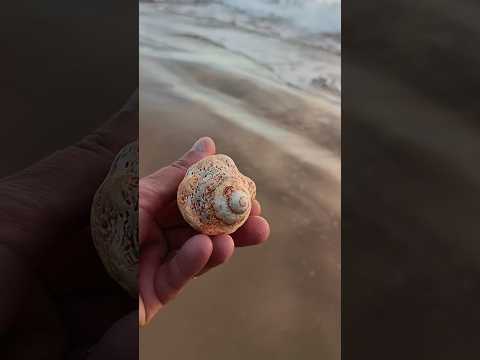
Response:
139,137,270,325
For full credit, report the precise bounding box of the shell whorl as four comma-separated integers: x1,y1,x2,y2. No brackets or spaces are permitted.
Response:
177,154,256,235
229,190,249,214
213,178,251,225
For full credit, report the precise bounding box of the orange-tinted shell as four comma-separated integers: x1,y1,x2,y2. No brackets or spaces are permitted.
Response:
177,154,256,235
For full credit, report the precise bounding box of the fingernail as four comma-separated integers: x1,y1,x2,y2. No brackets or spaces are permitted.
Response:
192,138,207,152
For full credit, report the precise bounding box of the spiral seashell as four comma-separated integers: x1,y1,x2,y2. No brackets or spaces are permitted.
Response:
177,154,256,236
90,141,139,297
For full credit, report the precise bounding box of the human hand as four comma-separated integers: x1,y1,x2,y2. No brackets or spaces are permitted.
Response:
139,137,270,326
0,91,138,359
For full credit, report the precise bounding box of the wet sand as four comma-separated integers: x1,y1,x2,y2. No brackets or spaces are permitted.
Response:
140,2,340,359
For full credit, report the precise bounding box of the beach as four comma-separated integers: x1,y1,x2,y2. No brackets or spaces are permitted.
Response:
140,1,341,359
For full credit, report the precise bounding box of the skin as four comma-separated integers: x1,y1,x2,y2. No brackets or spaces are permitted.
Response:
0,91,270,359
139,137,270,325
0,92,139,359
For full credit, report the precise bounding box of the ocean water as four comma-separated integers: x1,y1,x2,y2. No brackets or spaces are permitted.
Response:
140,1,340,359
196,0,340,33
141,0,341,95
147,0,340,31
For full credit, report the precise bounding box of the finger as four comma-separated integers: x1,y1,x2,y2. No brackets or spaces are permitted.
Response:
155,200,264,250
164,226,197,250
232,216,270,247
161,201,264,250
120,89,138,113
198,234,235,276
250,200,262,217
140,137,216,215
139,296,146,329
145,235,212,324
206,234,235,268
138,223,167,324
87,311,138,360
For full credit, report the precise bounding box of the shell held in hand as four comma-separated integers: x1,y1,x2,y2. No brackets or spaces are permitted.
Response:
90,141,139,297
177,154,256,236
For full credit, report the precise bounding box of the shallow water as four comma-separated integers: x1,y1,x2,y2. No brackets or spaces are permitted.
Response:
140,1,340,359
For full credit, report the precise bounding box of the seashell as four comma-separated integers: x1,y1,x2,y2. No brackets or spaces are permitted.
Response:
90,141,139,297
177,154,256,236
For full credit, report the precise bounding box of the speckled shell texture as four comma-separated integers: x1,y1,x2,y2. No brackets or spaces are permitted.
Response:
91,141,139,297
177,154,256,236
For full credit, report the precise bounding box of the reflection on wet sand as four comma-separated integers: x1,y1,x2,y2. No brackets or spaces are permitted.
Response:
140,2,340,359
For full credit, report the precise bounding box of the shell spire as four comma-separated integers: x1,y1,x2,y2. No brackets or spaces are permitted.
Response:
177,154,256,235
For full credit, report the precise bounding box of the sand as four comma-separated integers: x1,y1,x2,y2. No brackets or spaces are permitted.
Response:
140,2,340,359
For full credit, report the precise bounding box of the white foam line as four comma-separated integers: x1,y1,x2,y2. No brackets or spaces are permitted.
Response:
142,57,340,183
140,43,340,122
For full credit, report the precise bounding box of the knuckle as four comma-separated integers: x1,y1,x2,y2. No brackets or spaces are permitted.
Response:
171,157,191,171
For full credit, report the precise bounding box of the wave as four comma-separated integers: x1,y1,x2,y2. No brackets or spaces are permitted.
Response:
221,0,340,33
149,0,341,34
140,1,341,95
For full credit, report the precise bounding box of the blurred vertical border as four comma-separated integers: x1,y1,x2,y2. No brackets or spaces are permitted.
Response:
0,1,138,359
343,0,480,359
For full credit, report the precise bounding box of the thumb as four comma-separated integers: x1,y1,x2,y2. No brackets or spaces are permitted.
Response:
0,91,138,261
139,137,216,215
87,311,138,360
